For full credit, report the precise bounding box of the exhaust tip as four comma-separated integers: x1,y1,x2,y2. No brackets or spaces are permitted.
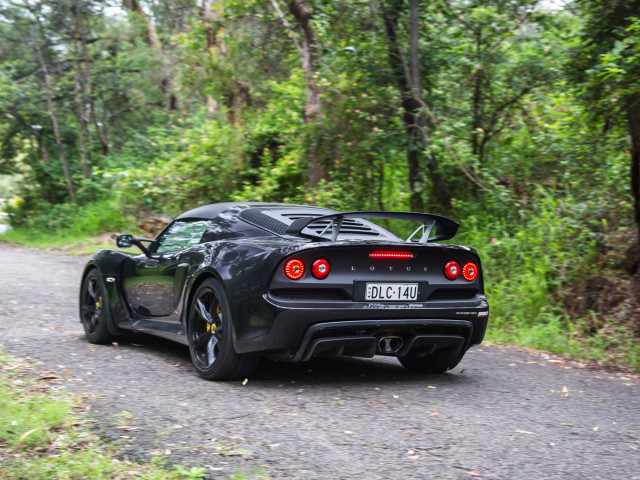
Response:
378,336,403,354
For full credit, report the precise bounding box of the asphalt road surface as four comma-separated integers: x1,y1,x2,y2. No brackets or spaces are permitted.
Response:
1,244,639,479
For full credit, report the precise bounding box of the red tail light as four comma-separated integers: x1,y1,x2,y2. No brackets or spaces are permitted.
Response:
312,258,330,279
369,251,414,259
444,261,460,280
284,258,305,280
462,262,478,281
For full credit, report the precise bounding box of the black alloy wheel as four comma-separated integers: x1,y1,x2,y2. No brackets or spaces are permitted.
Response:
80,269,115,344
187,278,258,381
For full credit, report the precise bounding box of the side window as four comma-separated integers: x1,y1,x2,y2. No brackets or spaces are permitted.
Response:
156,220,210,253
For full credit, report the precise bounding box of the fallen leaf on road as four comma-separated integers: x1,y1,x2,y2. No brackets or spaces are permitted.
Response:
593,426,599,432
427,386,436,389
466,471,481,477
429,411,439,416
242,378,248,385
228,434,244,439
112,342,119,348
515,429,535,435
114,356,122,360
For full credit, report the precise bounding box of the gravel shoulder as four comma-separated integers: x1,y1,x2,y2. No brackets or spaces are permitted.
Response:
0,244,639,479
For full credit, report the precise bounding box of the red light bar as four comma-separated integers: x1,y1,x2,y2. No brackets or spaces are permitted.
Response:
369,251,414,259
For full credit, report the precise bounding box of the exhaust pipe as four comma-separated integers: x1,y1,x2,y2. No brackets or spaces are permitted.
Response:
378,336,403,354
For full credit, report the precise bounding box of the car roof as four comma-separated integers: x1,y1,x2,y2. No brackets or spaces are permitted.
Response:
175,202,330,221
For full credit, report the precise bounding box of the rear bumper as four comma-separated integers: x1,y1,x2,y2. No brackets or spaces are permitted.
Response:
233,296,488,360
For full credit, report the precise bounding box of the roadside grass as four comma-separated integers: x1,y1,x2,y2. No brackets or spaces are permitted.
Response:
0,227,143,255
0,353,266,480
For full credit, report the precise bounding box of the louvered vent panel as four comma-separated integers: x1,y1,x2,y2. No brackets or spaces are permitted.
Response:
281,213,381,236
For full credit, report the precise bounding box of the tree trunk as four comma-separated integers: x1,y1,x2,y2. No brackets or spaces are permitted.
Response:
628,99,640,244
271,0,325,188
72,1,91,176
288,0,324,188
31,27,76,202
287,0,321,117
381,0,451,212
122,0,177,112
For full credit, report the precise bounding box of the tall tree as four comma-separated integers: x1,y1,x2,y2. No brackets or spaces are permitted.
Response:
569,0,640,243
28,10,76,201
380,0,451,212
271,0,325,188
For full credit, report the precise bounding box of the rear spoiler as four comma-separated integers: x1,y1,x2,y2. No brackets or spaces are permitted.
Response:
284,211,459,243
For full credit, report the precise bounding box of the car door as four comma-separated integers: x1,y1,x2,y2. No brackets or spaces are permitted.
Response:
122,219,210,319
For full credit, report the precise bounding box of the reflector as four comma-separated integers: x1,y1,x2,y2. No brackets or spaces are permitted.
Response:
369,251,414,259
284,258,305,280
312,258,330,279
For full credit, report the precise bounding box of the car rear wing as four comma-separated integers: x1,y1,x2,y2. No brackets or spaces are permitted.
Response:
284,211,459,243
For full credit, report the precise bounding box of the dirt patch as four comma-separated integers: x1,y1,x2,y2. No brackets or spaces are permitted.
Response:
562,230,640,340
137,213,172,237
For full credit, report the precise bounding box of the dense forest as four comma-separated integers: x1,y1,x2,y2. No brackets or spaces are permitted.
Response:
1,0,639,366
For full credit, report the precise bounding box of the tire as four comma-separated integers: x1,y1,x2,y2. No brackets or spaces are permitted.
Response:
80,269,116,344
398,349,464,374
187,278,258,381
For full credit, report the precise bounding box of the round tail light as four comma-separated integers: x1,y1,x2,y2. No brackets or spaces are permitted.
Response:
444,261,460,280
462,262,478,281
312,258,330,279
284,259,305,280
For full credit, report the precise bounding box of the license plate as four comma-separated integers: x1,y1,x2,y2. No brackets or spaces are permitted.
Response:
365,283,418,301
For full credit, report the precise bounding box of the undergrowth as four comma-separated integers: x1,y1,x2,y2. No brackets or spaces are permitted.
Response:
456,191,640,369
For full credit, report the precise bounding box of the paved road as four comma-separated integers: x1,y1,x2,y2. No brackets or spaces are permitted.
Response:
0,244,639,479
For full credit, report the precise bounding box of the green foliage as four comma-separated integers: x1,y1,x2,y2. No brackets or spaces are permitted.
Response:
0,373,70,449
5,196,129,237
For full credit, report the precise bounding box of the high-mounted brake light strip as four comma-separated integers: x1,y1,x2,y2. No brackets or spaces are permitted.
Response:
369,251,414,259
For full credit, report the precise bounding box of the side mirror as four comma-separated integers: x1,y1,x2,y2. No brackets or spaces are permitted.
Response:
116,234,133,248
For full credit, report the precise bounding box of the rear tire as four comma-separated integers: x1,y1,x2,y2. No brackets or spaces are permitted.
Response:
187,278,258,381
80,269,116,344
398,349,464,374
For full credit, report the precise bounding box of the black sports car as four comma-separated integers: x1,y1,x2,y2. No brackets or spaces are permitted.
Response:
79,202,489,380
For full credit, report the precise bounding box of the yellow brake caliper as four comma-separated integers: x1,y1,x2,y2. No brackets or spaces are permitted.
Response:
206,305,220,333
